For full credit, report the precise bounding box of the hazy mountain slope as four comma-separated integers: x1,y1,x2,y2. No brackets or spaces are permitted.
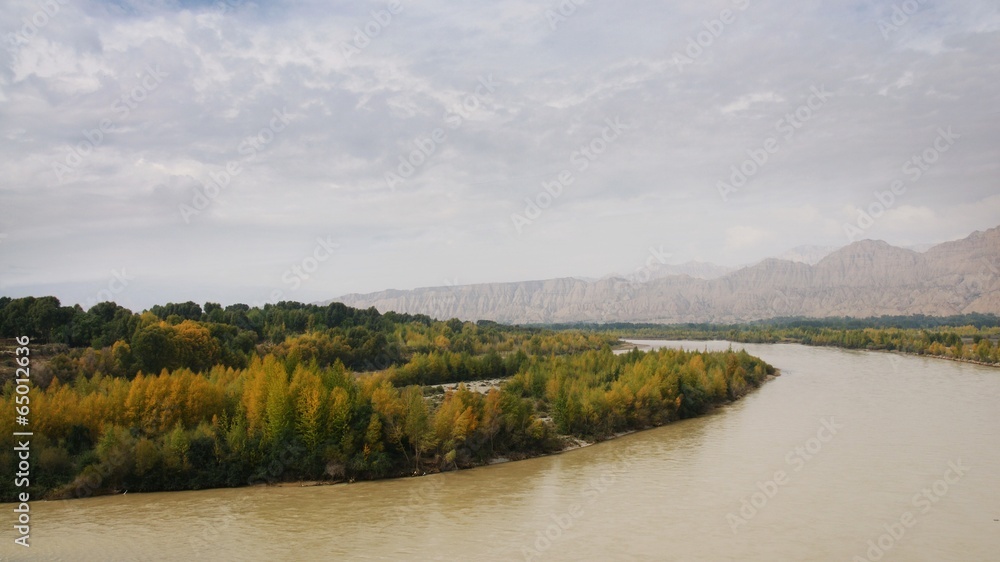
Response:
648,261,736,281
326,226,1000,323
773,245,838,265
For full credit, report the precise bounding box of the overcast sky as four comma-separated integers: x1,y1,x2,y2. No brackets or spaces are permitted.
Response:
1,0,998,311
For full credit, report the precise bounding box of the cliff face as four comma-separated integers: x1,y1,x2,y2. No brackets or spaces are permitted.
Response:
325,226,1000,323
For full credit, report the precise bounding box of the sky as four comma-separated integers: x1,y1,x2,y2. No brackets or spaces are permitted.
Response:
1,0,998,311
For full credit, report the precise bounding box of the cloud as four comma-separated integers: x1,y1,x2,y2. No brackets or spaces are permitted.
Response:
719,91,784,114
1,0,998,308
725,225,775,251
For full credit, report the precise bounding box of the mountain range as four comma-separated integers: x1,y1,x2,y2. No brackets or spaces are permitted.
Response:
324,226,1000,324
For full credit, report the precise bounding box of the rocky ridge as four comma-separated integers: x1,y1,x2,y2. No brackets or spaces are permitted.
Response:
325,227,1000,324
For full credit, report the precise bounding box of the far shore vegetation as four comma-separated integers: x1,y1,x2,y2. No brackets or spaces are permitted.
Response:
546,314,1000,366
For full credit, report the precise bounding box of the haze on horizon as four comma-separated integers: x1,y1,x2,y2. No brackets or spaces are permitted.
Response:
1,0,998,312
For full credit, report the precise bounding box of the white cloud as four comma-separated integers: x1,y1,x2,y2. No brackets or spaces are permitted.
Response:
0,0,998,308
720,91,784,114
725,226,774,251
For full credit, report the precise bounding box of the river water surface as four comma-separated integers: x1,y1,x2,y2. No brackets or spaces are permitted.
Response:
8,341,1000,561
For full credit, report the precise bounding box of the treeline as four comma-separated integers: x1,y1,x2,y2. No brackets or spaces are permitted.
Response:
0,296,617,386
0,344,772,501
757,326,1000,364
576,321,1000,365
0,297,399,347
546,313,1000,333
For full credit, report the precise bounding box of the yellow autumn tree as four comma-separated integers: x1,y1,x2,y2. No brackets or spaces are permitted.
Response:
290,365,327,453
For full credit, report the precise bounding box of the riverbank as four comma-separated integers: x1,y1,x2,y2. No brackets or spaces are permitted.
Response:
864,346,1000,368
778,340,1000,368
620,336,1000,369
58,369,783,499
23,345,776,503
262,368,781,492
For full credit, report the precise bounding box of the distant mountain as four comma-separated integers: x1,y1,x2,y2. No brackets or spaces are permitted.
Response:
324,226,1000,324
773,245,837,265
604,261,735,282
652,261,736,280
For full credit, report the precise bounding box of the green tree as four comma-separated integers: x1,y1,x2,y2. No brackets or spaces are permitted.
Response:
403,386,433,472
131,323,177,374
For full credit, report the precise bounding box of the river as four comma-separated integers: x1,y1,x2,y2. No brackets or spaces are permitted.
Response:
8,341,1000,561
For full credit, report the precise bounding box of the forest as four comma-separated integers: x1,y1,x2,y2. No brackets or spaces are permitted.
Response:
0,296,613,385
0,297,772,502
